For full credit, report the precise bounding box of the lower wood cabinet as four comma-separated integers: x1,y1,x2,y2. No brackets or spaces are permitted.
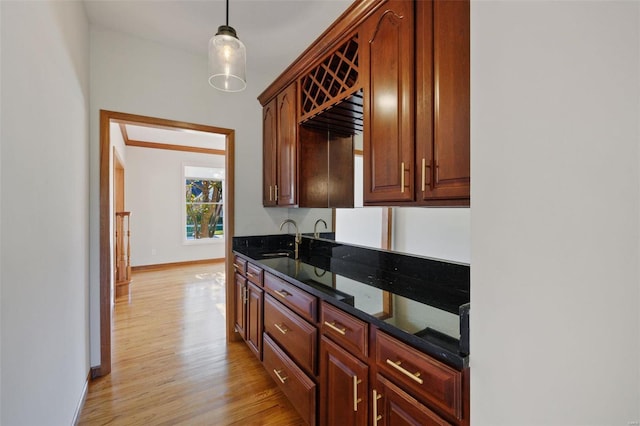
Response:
264,294,317,376
233,253,468,426
234,259,264,361
374,374,452,426
263,333,317,426
375,330,462,421
319,336,369,426
246,282,263,360
234,272,247,338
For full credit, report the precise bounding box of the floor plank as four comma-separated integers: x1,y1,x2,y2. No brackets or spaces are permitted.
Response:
79,263,304,425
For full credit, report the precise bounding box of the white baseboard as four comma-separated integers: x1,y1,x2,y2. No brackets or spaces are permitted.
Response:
72,374,89,425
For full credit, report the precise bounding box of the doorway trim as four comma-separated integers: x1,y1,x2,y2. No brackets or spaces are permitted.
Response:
94,110,235,377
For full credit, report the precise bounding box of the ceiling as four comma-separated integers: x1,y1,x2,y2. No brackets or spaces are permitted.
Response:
87,1,354,146
84,0,355,80
113,122,227,150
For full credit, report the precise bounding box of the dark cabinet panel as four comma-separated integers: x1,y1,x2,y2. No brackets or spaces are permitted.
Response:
362,0,415,203
264,294,317,376
263,83,298,207
246,282,264,360
376,330,462,421
374,374,452,426
276,83,298,206
416,0,470,203
263,98,278,206
264,334,317,426
299,126,354,208
234,273,247,338
320,336,368,426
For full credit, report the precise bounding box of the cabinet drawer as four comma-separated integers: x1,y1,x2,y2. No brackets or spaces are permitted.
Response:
247,262,264,287
375,330,462,420
263,334,316,426
320,301,368,358
264,272,317,322
265,294,317,376
375,374,452,426
233,255,247,275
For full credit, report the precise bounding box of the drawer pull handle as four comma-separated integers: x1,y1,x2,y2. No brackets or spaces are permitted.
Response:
373,389,382,425
352,376,362,412
386,359,424,384
274,323,289,335
247,272,256,278
233,263,242,270
324,321,346,336
274,289,291,298
273,369,288,384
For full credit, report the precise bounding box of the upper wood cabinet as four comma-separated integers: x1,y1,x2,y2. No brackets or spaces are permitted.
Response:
362,0,470,206
263,98,277,206
416,0,470,204
362,0,415,204
259,0,470,208
262,82,298,207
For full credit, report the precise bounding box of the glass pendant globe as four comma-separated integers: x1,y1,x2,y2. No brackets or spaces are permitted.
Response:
208,26,247,92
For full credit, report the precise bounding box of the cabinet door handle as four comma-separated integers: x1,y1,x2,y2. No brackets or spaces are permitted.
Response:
324,321,346,336
243,287,248,304
400,161,405,193
275,185,279,201
421,158,432,191
274,323,289,335
269,185,273,201
386,359,424,384
352,375,362,412
373,389,382,425
274,289,291,298
273,369,288,384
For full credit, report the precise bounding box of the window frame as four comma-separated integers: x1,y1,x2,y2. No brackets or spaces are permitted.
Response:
182,163,225,245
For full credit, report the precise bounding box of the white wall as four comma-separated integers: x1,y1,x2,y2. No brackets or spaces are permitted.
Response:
392,208,470,263
471,1,640,424
125,146,225,266
88,28,300,365
335,208,384,249
1,1,90,424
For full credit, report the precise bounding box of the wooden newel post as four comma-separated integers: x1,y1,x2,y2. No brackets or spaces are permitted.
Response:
115,211,132,299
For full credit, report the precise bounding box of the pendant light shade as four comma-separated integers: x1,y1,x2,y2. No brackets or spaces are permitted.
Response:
208,1,246,92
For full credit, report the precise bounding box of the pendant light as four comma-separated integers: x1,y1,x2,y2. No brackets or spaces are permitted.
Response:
208,0,247,92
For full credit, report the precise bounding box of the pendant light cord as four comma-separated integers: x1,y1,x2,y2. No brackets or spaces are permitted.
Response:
226,0,229,26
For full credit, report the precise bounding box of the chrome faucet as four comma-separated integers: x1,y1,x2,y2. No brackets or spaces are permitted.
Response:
314,219,328,239
280,219,301,259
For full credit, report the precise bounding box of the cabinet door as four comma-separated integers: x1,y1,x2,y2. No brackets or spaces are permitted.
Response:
416,0,470,203
234,273,247,339
320,336,368,426
362,0,415,204
246,282,263,360
276,83,298,206
374,374,452,426
263,98,278,206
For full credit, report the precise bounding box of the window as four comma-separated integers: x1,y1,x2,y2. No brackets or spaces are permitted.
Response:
184,165,224,242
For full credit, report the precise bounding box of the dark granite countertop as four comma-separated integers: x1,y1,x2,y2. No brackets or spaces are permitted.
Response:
233,234,469,370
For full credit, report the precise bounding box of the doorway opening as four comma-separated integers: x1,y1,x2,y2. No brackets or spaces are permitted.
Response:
94,110,236,377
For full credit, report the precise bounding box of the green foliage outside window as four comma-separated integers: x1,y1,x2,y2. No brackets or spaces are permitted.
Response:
186,179,223,240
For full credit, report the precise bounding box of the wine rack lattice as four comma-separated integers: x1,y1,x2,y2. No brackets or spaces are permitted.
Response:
300,35,361,130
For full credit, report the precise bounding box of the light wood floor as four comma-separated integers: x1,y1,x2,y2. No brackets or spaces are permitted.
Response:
79,263,304,425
